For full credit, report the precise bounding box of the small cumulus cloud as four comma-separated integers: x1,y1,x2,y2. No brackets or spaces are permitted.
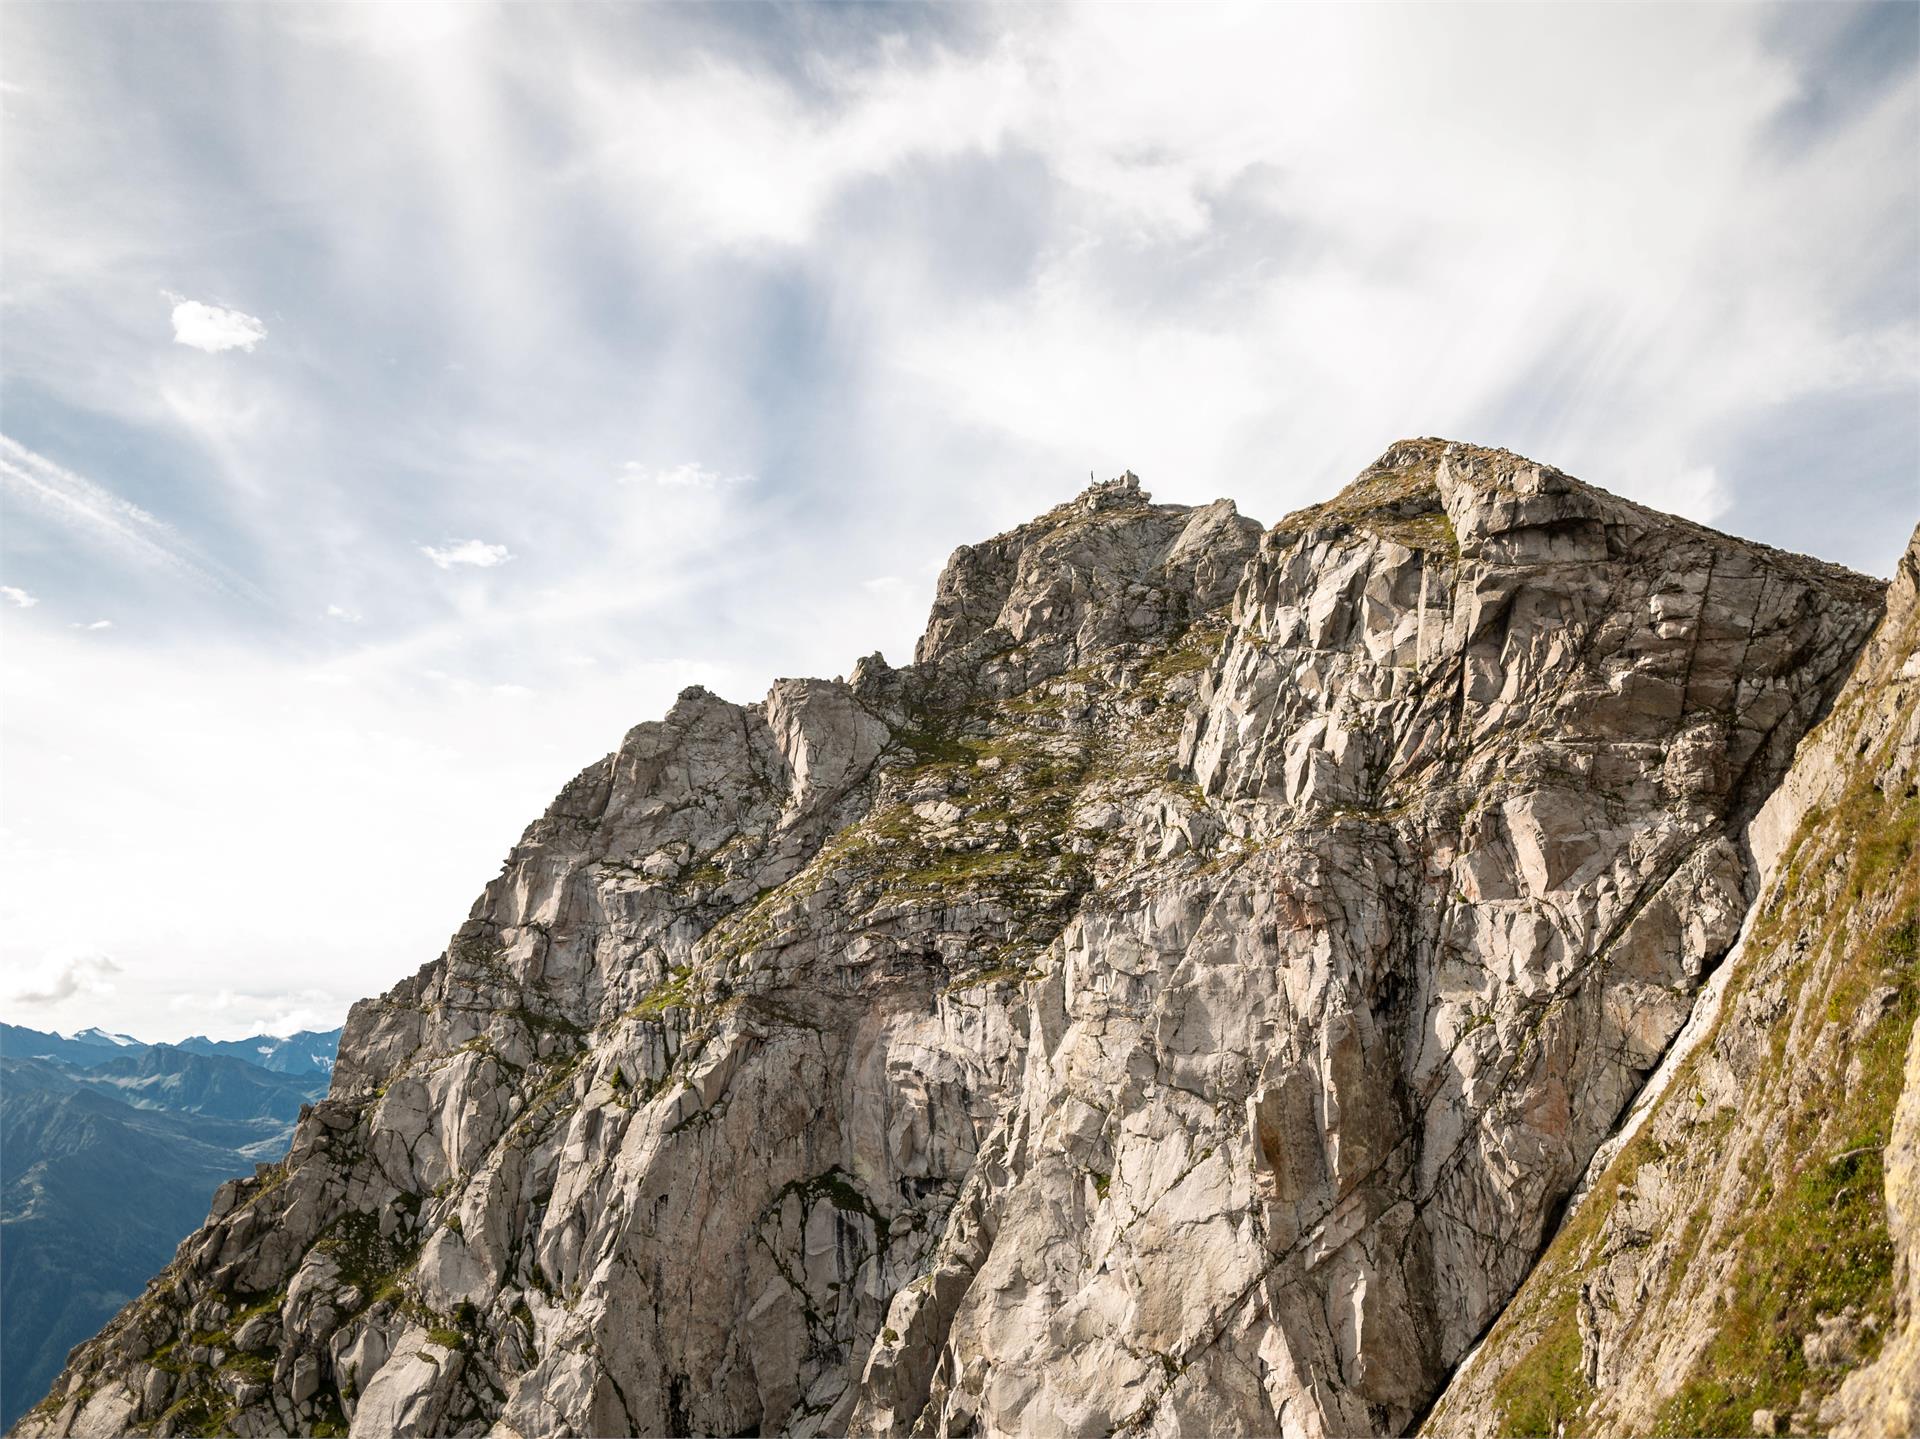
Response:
9,952,121,1006
164,291,269,353
620,461,753,490
1,585,38,608
324,604,363,622
420,539,513,569
72,618,113,631
491,682,533,698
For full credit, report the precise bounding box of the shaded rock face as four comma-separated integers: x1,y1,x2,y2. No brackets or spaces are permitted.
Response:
1425,523,1920,1439
13,441,1889,1439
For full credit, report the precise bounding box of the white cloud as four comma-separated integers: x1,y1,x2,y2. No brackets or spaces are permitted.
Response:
620,461,753,490
420,538,514,569
9,952,121,1006
1,585,38,608
570,34,1024,253
165,293,269,353
252,1001,350,1038
73,619,113,631
164,986,349,1039
325,604,363,622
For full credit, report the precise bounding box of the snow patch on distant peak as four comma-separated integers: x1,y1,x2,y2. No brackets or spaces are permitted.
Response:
67,1027,138,1046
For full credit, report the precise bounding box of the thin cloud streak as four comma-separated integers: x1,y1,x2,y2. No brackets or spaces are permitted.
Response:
0,433,268,605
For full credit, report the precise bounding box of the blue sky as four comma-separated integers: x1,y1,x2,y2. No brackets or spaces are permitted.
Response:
2,2,1916,1040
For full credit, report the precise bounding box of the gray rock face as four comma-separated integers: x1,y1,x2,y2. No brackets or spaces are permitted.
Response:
11,442,1889,1439
1424,521,1920,1438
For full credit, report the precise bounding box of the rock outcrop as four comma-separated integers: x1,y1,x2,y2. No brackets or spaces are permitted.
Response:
11,441,1896,1439
1425,520,1920,1438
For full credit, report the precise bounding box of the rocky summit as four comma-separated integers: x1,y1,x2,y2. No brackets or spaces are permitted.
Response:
14,439,1917,1439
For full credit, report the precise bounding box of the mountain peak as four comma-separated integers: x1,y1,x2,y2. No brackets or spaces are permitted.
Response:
911,471,1258,686
16,444,1907,1439
66,1026,137,1046
1076,467,1149,511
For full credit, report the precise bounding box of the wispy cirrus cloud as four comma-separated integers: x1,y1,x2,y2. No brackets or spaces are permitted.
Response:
420,539,514,569
164,292,268,353
0,433,264,603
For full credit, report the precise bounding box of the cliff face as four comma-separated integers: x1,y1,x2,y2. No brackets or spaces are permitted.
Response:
13,442,1893,1439
1425,521,1920,1439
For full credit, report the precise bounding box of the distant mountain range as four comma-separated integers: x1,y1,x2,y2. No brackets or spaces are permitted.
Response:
0,1022,341,1429
174,1029,342,1078
0,1022,342,1078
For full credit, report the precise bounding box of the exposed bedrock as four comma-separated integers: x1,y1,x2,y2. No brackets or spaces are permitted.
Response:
15,441,1894,1439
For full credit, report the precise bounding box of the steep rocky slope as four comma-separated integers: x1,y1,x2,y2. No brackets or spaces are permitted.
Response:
1426,521,1920,1438
12,442,1891,1438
